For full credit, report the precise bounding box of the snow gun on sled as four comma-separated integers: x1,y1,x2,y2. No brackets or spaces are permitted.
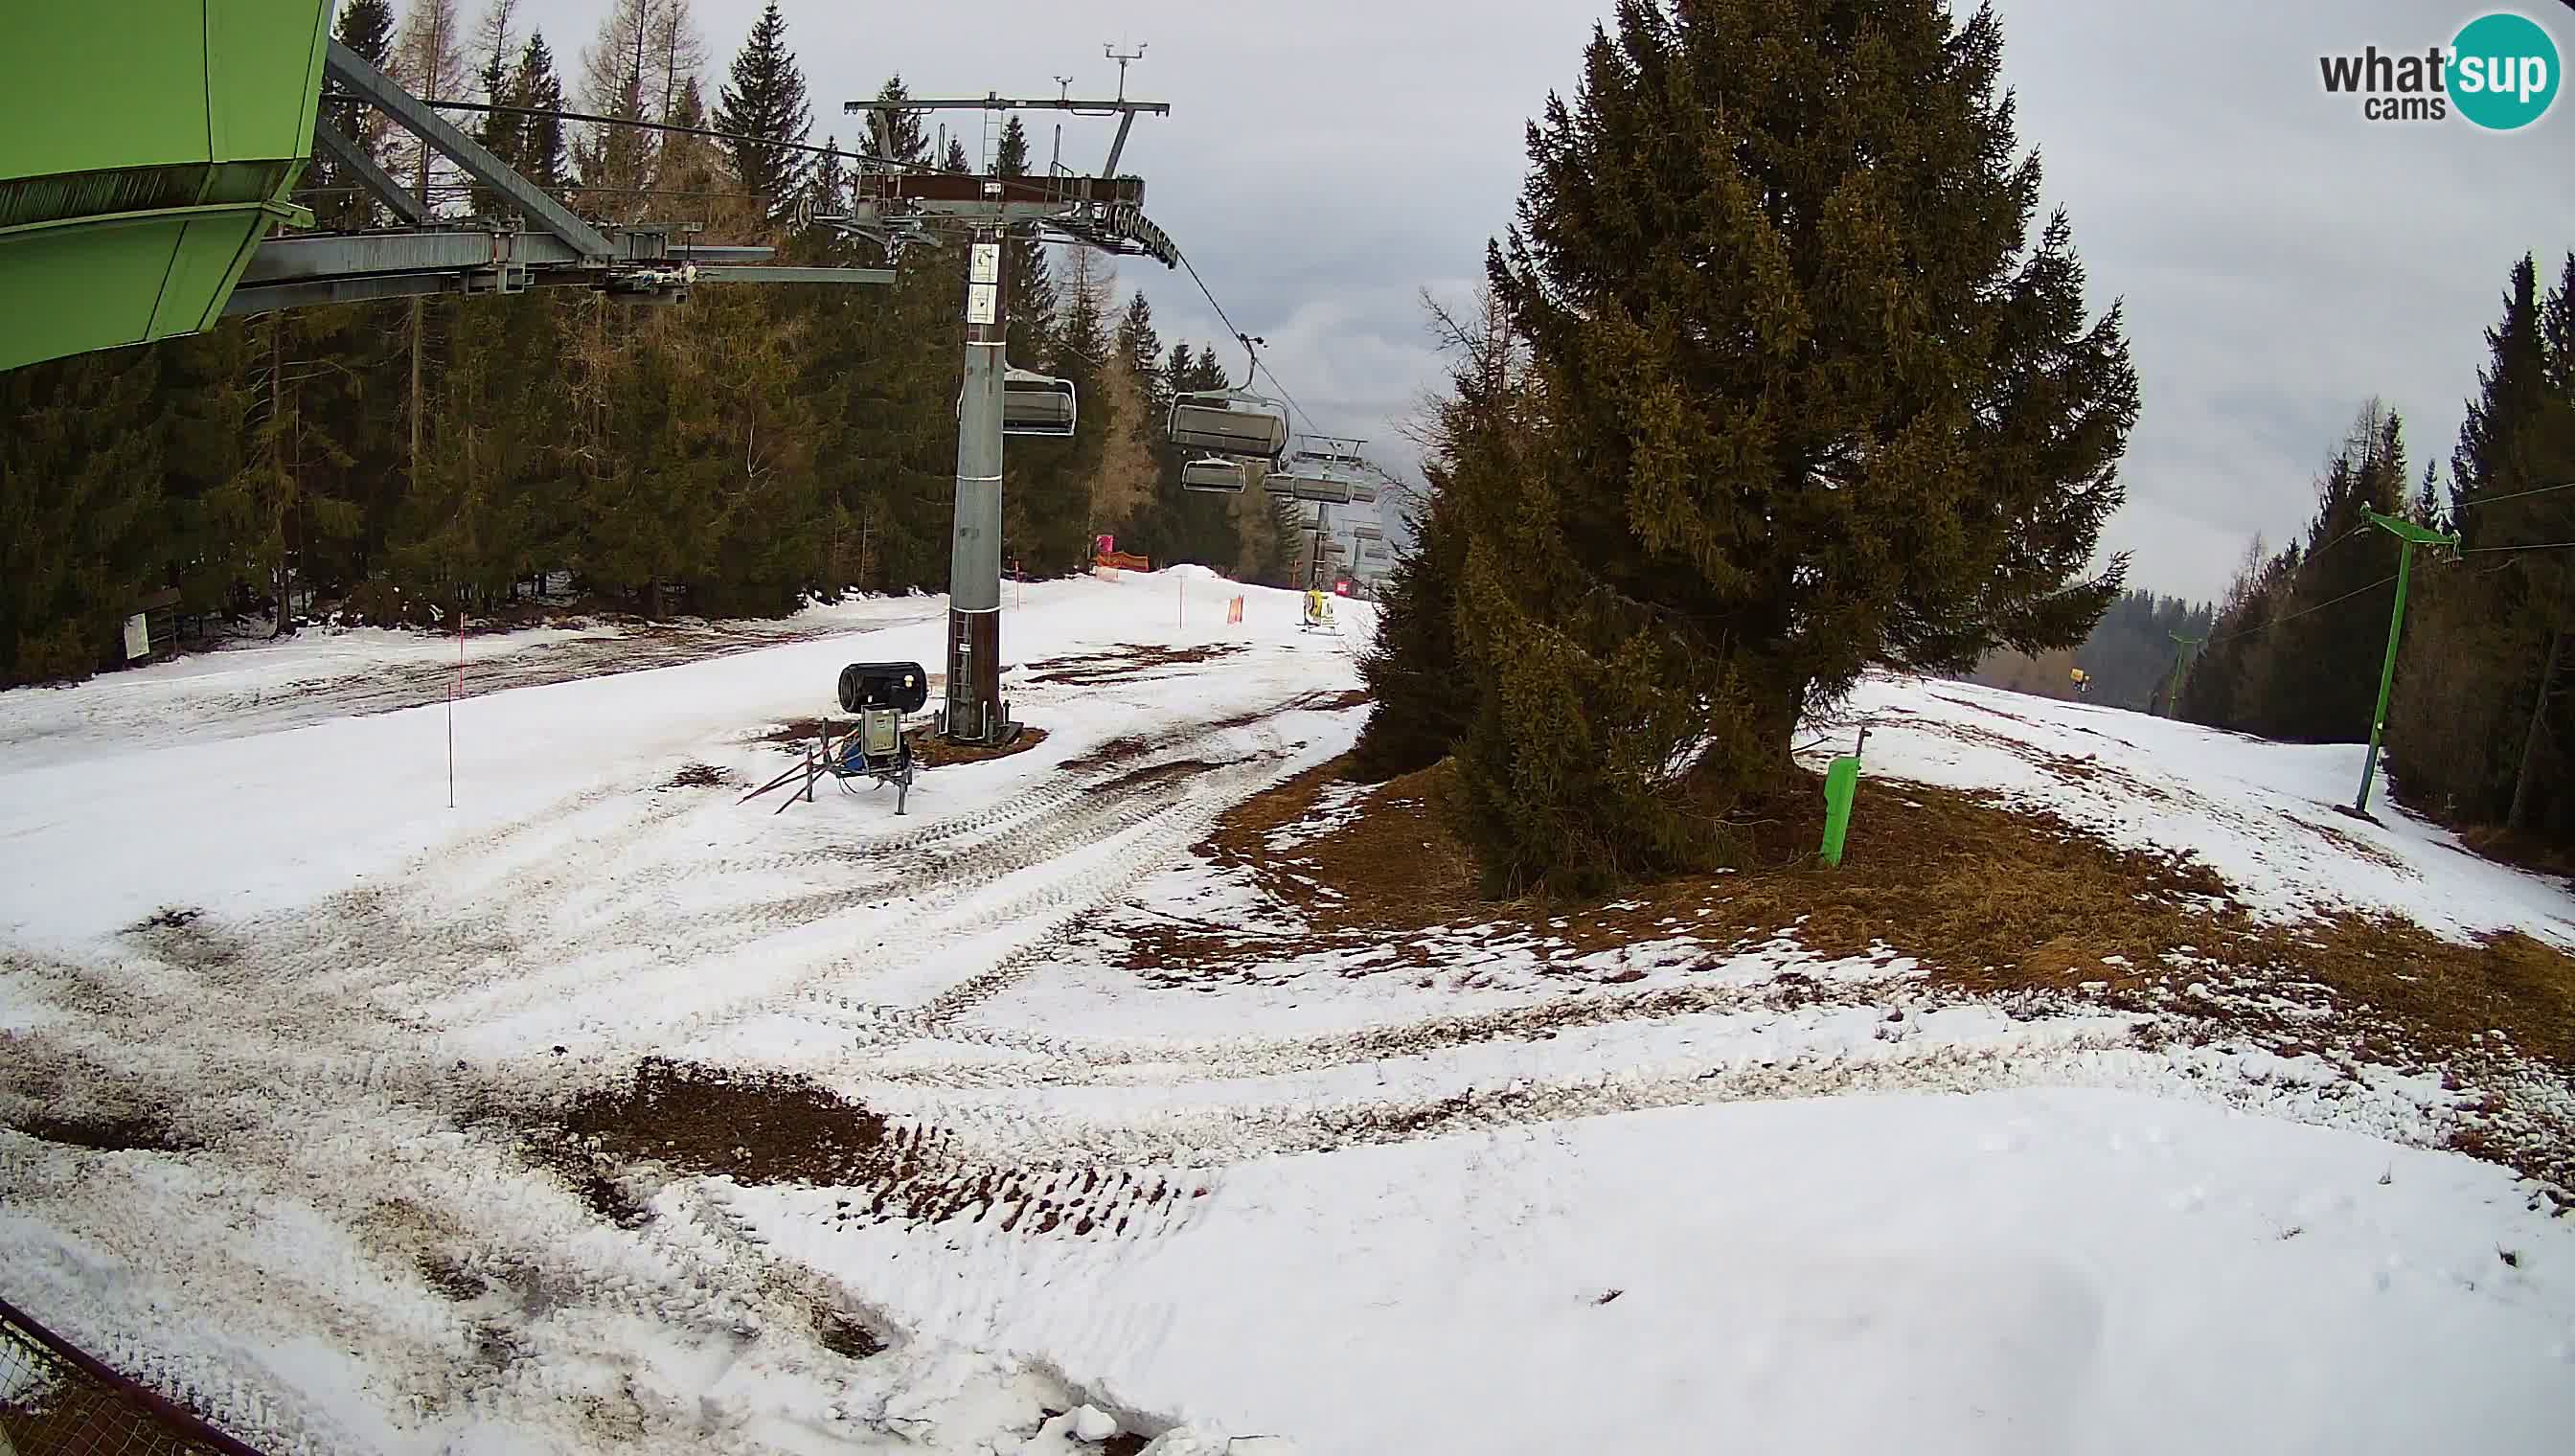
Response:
739,663,929,816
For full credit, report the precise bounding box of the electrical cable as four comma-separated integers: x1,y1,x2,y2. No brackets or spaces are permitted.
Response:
1169,245,1324,436
2202,572,2401,648
399,95,936,173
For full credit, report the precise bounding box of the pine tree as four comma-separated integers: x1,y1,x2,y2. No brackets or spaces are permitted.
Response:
994,119,1059,366
513,32,569,193
943,138,971,173
2237,404,2409,743
861,77,930,172
467,0,523,217
576,0,657,216
2452,257,2554,548
2390,253,2575,834
1352,288,1515,780
393,0,468,208
713,0,811,230
1429,0,2138,892
306,0,399,230
0,350,172,681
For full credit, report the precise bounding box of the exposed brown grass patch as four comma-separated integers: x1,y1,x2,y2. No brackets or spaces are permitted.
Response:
2451,822,2575,884
2287,813,2416,875
905,723,1050,768
1059,689,1368,775
502,1060,1193,1238
4,1109,201,1155
1917,717,2176,804
1131,755,2575,1190
1203,760,1478,931
1023,642,1245,686
759,717,838,747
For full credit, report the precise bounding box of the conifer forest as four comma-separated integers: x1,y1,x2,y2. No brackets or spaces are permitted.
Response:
0,0,1301,689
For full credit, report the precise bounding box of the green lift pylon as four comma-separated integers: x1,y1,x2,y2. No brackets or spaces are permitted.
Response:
2352,510,2460,816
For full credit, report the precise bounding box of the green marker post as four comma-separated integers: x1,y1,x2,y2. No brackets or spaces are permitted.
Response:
1820,728,1867,868
2353,510,2459,816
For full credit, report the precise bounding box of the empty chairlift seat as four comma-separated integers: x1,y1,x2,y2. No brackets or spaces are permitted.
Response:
1264,451,1360,505
1181,456,1248,493
1168,390,1291,460
1001,369,1077,438
1352,524,1384,540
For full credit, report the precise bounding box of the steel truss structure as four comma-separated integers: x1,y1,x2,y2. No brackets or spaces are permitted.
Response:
227,40,890,317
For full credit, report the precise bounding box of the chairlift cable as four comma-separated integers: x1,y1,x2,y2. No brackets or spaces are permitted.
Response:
2450,480,2575,512
1171,244,1323,436
2460,538,2575,555
2201,572,2401,648
404,96,939,174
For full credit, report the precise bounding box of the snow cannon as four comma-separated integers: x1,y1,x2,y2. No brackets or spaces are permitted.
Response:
838,662,929,716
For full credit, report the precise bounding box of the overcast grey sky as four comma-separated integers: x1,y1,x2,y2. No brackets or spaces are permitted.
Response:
508,0,2571,601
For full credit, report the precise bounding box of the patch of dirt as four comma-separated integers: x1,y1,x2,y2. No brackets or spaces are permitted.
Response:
6,1109,201,1154
1126,754,2575,1194
2289,813,2415,875
510,1060,1190,1238
2449,822,2575,886
813,1309,885,1360
125,907,202,932
417,1252,486,1302
1922,718,2176,805
1060,689,1371,775
660,762,732,790
760,717,1051,768
905,723,1050,768
760,717,840,748
1022,642,1245,686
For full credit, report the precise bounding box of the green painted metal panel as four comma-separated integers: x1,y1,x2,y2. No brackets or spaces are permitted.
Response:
3,6,212,182
1819,755,1863,868
0,2,331,374
4,225,176,364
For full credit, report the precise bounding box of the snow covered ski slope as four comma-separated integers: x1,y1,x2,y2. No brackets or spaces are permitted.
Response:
2,568,2570,1455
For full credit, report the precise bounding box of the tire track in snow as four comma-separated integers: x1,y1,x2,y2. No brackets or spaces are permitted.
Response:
886,1026,2168,1169
660,756,1294,1056
843,974,1917,1089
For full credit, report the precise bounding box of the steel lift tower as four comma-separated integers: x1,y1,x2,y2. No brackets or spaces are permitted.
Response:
838,76,1176,747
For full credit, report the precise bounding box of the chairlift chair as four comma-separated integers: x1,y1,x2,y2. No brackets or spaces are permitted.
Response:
1180,456,1248,493
1170,393,1291,459
1001,368,1077,438
1167,333,1292,461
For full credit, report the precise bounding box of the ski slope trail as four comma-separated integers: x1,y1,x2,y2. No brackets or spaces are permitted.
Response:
3,573,2572,1455
0,596,945,771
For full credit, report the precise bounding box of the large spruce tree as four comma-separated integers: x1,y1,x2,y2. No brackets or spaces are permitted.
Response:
714,0,812,228
1440,0,2138,892
2390,253,2575,833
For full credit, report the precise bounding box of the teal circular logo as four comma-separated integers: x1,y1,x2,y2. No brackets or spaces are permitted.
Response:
2451,11,2561,130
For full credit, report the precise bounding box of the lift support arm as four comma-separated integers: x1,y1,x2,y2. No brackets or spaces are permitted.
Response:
324,39,611,258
